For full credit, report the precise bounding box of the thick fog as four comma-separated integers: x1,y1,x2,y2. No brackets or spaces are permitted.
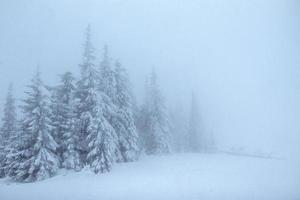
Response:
0,0,300,157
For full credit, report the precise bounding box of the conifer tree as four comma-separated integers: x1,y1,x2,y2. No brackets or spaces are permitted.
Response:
140,70,171,154
136,78,150,151
50,72,81,170
187,94,202,152
97,46,121,161
98,45,116,100
169,103,188,153
0,84,17,177
74,25,98,164
113,61,139,162
11,71,59,182
206,131,216,153
0,84,16,143
86,98,117,173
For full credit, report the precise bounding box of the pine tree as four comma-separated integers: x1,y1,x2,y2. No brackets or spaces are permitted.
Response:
206,131,216,153
187,94,202,152
140,70,171,154
74,25,98,164
0,84,17,177
49,84,63,163
169,103,188,153
0,84,17,143
136,78,150,151
50,72,81,170
113,61,139,162
97,46,121,162
11,71,59,182
86,98,117,173
98,45,116,100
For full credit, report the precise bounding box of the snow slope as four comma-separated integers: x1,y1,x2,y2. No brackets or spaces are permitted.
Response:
0,153,299,200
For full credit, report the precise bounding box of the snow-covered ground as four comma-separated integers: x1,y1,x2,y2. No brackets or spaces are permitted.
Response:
0,153,299,200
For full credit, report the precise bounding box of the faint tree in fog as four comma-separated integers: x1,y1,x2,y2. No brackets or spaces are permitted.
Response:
0,84,17,177
169,102,188,152
187,93,202,152
139,70,171,154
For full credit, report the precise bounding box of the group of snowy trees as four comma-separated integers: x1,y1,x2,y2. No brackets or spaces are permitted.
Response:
0,26,137,182
0,26,214,183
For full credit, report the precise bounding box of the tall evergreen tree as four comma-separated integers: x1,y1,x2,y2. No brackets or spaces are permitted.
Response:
75,26,118,173
86,97,117,173
49,84,63,162
50,72,81,170
97,46,121,162
169,102,188,153
136,78,150,151
206,131,216,153
187,94,202,152
0,84,17,142
98,45,116,100
0,84,17,177
11,71,59,182
75,25,98,164
140,70,171,154
112,61,139,162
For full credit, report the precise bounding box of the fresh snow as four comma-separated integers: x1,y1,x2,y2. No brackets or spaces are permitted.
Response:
0,153,299,200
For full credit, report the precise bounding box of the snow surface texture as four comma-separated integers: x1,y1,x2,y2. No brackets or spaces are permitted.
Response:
0,153,299,200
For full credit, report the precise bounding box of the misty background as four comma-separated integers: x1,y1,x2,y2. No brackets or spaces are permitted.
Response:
0,0,299,157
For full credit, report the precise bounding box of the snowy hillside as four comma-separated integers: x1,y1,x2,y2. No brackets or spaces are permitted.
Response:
1,153,299,200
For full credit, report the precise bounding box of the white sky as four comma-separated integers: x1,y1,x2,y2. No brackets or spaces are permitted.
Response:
0,0,300,156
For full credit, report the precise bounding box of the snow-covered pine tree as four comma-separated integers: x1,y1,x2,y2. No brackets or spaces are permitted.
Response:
50,72,81,170
140,70,171,154
187,93,202,152
97,46,121,161
48,84,63,163
169,102,188,153
86,96,117,173
74,25,99,164
74,26,118,173
11,71,59,182
136,78,151,151
112,61,139,162
0,84,16,143
98,45,116,101
0,84,17,178
206,131,216,153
